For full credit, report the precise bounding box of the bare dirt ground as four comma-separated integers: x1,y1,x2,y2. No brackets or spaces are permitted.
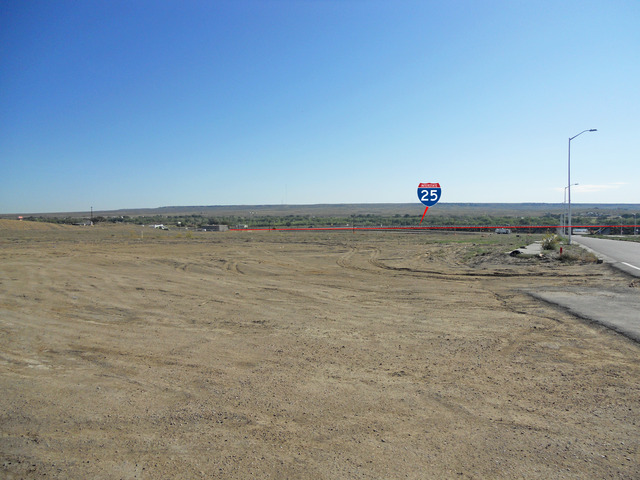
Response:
1,220,638,479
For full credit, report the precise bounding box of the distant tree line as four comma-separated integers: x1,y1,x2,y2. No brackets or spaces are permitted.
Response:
17,212,638,234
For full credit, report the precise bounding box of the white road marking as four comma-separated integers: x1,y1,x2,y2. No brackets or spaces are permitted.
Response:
621,262,640,272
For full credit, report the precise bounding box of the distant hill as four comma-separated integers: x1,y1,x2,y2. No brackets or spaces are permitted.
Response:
2,203,638,219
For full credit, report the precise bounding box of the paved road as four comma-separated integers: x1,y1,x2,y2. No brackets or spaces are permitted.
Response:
573,235,640,278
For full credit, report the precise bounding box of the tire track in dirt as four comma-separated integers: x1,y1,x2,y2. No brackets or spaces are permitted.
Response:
336,246,380,274
224,259,243,274
361,246,605,280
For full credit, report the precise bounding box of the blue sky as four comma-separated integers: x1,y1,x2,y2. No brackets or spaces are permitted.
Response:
1,1,639,214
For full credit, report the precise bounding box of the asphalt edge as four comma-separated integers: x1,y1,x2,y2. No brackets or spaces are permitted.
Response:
527,291,640,344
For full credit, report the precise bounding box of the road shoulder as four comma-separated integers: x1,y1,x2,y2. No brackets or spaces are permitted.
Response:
528,286,640,343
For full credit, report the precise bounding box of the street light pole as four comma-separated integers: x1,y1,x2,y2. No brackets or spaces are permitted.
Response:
564,183,578,236
568,129,597,245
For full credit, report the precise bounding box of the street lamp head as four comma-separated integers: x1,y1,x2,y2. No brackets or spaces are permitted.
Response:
570,128,597,141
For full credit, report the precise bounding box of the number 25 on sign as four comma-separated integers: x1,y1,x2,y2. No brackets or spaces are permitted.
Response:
417,183,441,225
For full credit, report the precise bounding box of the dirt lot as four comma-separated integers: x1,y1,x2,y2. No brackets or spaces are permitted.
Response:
1,220,638,479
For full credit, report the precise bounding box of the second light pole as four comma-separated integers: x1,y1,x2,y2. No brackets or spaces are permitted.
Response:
568,129,597,244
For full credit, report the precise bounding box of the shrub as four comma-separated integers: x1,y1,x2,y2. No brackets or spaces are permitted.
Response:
541,233,560,250
558,249,598,263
